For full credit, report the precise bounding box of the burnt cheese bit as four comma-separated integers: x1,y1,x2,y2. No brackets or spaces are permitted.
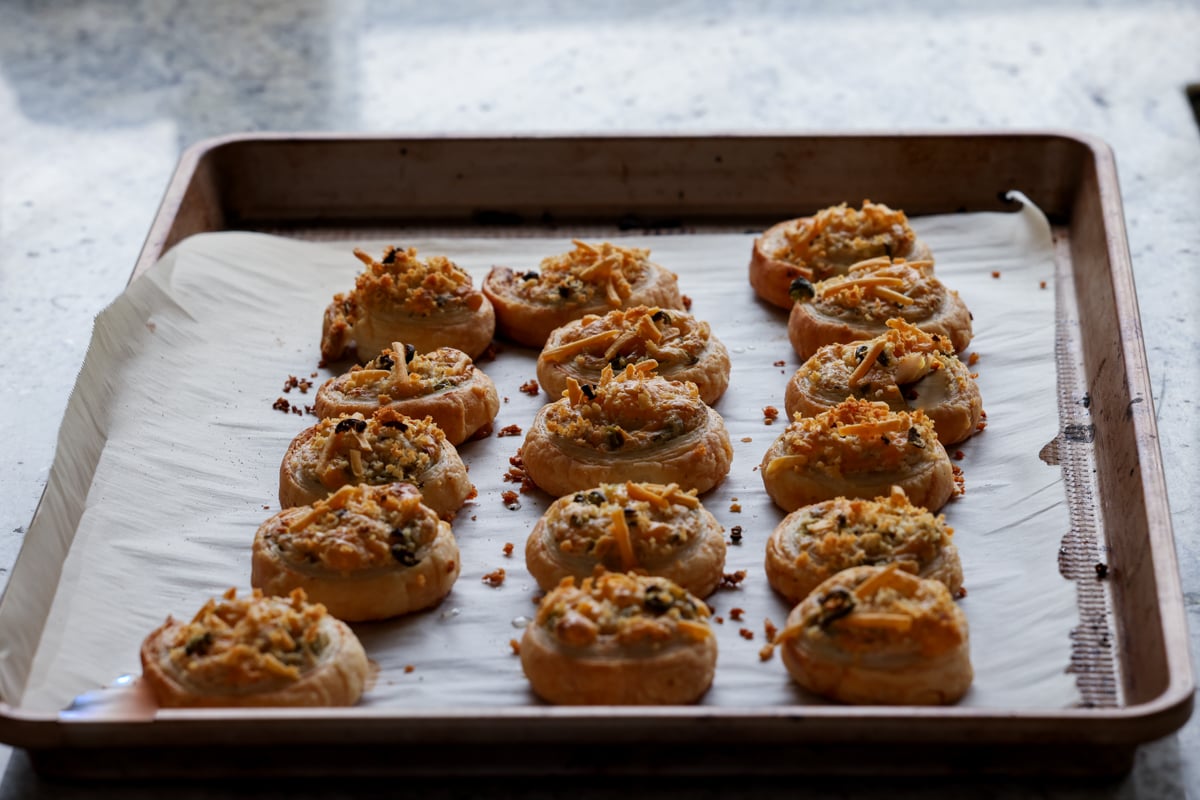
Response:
335,417,368,434
817,587,855,627
522,271,539,281
651,310,672,325
381,419,409,431
375,353,396,370
558,286,571,298
907,426,925,448
382,247,399,265
789,276,815,302
184,631,212,656
580,384,597,400
643,584,673,615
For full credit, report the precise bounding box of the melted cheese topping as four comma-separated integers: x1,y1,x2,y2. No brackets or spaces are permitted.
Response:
544,481,705,570
508,240,650,307
332,246,482,322
782,487,953,581
773,201,917,277
804,258,944,324
542,306,711,374
784,565,965,658
334,343,473,402
798,318,970,407
535,572,711,650
298,408,446,490
766,398,938,478
267,483,440,573
542,363,707,452
165,588,329,691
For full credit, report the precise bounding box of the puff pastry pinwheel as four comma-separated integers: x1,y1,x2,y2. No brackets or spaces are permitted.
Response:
787,256,972,361
785,318,982,445
760,398,954,513
538,306,731,405
750,200,933,310
253,483,461,621
525,481,726,598
520,571,717,705
278,408,473,518
140,588,368,708
313,341,500,445
483,240,683,347
521,362,733,497
777,564,972,705
320,245,495,363
764,486,962,606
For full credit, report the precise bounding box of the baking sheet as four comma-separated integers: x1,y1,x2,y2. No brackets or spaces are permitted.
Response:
2,198,1079,714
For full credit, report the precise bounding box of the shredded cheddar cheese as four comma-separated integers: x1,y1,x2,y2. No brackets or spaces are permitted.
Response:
542,306,713,377
772,201,919,278
330,247,480,327
301,408,446,492
508,241,651,308
330,343,474,403
805,257,943,324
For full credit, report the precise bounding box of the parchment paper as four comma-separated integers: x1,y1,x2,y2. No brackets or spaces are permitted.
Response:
4,198,1079,714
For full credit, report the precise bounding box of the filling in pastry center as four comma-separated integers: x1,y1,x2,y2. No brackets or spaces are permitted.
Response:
774,201,917,270
510,240,650,307
338,342,473,401
542,307,707,373
310,410,443,490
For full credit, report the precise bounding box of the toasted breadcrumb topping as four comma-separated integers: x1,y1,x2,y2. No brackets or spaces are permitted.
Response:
542,306,711,374
542,363,706,452
299,408,447,491
165,588,329,691
509,241,650,307
330,342,474,403
266,483,439,573
774,201,917,278
766,398,938,478
543,481,704,571
804,257,945,324
536,572,711,649
782,564,965,657
782,487,952,582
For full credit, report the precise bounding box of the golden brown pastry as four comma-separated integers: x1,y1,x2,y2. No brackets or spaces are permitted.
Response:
538,306,730,406
764,486,962,606
520,572,717,705
313,342,500,445
785,318,982,445
253,483,460,621
320,246,495,363
777,564,972,705
483,240,684,347
525,481,726,598
278,408,473,518
140,588,368,708
787,256,972,360
750,201,933,310
521,362,733,497
760,398,954,513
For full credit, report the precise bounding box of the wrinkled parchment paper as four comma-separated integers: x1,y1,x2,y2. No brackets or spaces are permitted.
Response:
1,199,1079,715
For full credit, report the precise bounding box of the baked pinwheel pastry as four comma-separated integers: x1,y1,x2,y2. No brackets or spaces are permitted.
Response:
520,572,717,705
279,408,472,518
313,342,500,445
521,362,733,496
483,240,684,347
787,256,972,360
320,246,495,363
785,318,982,445
525,481,726,597
777,564,972,705
537,306,731,405
140,588,368,708
750,201,933,310
253,483,460,621
765,486,962,606
760,398,954,513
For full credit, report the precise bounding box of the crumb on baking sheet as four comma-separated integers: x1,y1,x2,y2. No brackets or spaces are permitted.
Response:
479,342,500,362
721,570,747,589
954,586,968,599
764,617,778,642
509,638,521,655
714,616,724,625
292,406,302,416
729,608,744,622
952,464,965,495
773,360,786,367
739,628,754,640
953,449,965,461
262,504,270,510
682,294,693,311
519,379,539,396
482,568,507,587
304,404,317,416
758,644,775,661
404,664,415,674
272,397,291,413
730,525,743,545
968,352,980,366
740,436,752,443
991,270,1001,279
497,424,522,437
729,502,742,513
503,542,514,557
1040,280,1048,289
501,490,521,510
762,406,779,425
503,449,537,493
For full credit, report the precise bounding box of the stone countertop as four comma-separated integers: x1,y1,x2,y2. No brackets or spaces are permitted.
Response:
0,1,1196,796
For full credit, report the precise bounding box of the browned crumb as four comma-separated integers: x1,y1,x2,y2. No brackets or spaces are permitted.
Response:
682,294,693,311
404,664,415,674
503,397,510,403
991,270,1001,279
283,375,299,393
497,424,522,438
721,570,748,589
969,371,980,379
479,342,500,363
1039,280,1048,290
519,379,539,396
954,586,968,599
773,360,786,367
714,616,724,625
729,502,742,513
739,628,755,640
310,372,318,378
501,490,521,510
764,618,778,642
729,525,743,544
482,568,507,587
272,397,291,413
262,504,270,510
729,608,745,622
758,644,775,661
304,404,317,416
952,464,966,495
503,449,537,493
509,638,521,655
503,542,515,558
953,449,966,461
762,406,779,425
740,436,753,443
292,406,302,416
968,352,980,366
976,419,988,432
